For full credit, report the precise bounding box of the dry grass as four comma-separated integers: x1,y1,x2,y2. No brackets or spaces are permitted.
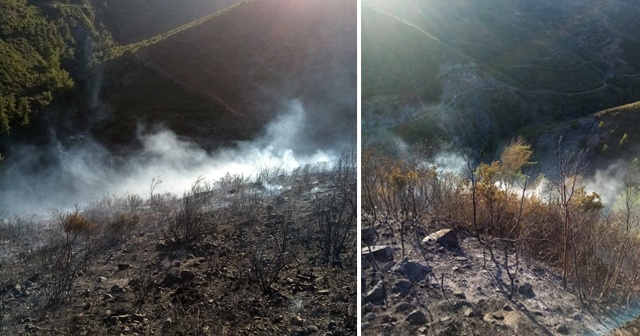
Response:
62,212,97,238
363,140,640,306
0,154,357,335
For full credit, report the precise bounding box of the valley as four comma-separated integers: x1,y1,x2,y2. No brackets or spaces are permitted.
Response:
0,1,356,334
361,1,640,335
362,0,640,161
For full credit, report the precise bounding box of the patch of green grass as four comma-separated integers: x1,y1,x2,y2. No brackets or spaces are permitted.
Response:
593,102,640,158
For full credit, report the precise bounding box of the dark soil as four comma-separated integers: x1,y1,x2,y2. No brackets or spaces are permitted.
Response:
0,170,356,336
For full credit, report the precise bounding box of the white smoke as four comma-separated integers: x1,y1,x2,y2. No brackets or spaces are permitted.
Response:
432,152,466,175
584,162,629,211
0,100,336,216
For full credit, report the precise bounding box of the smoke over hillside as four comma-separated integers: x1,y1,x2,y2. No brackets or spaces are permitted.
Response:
0,0,355,219
0,100,338,216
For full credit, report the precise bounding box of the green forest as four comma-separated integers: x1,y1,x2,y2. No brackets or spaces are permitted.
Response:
1,0,70,132
0,0,113,134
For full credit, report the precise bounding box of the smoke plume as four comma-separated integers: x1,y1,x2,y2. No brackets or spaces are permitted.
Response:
0,100,336,216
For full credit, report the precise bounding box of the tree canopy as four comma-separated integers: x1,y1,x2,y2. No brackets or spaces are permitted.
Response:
0,0,75,133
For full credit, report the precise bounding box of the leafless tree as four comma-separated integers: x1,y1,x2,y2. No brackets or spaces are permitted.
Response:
553,136,588,287
463,149,482,243
313,148,356,265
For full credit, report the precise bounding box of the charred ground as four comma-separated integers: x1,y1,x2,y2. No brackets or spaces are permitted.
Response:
0,154,356,335
361,141,640,335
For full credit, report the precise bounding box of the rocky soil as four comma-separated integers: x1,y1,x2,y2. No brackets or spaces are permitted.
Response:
360,218,638,336
0,173,356,335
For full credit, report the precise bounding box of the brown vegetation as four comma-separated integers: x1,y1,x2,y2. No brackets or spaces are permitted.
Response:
363,139,640,306
61,212,98,238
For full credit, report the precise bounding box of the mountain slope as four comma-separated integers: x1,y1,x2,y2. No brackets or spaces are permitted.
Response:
0,0,75,133
514,101,640,169
97,0,356,152
362,0,640,155
0,0,356,156
95,0,245,45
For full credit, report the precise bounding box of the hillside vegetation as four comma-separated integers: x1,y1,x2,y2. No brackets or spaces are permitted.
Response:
505,100,640,172
124,0,356,150
0,2,356,333
0,0,74,133
0,155,357,335
362,0,640,157
362,140,640,334
362,6,450,100
594,102,640,158
0,0,356,155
